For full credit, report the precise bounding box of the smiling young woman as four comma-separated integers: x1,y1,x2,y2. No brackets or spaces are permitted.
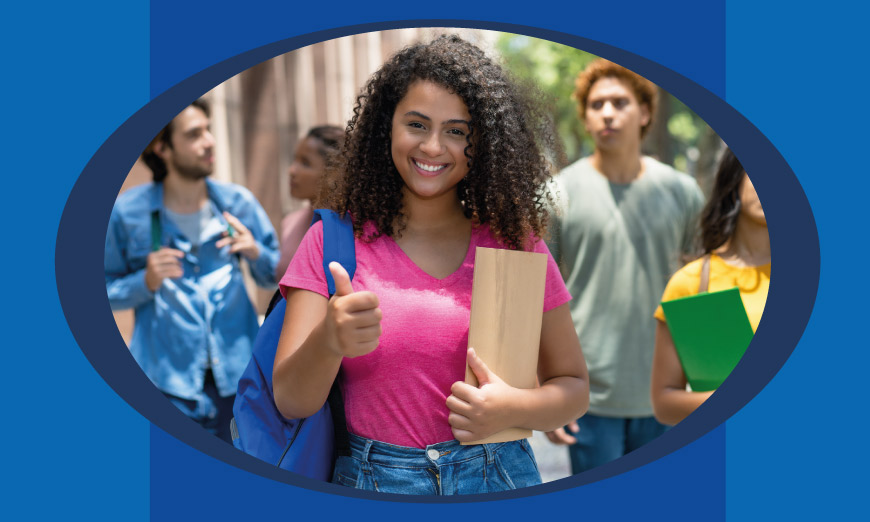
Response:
271,35,589,495
390,80,472,204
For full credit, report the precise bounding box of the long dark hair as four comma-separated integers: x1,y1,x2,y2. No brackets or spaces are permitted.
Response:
699,147,746,253
328,34,561,250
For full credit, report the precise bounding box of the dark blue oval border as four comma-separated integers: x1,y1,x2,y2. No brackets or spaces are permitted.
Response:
55,19,819,503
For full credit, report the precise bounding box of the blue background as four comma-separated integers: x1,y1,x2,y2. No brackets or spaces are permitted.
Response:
5,0,864,519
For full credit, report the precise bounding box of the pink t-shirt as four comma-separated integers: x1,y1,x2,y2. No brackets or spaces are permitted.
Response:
280,221,571,448
275,207,314,281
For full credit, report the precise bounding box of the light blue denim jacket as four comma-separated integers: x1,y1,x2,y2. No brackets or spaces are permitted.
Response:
105,179,278,400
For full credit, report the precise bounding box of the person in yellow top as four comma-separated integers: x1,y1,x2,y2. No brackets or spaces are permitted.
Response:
651,148,770,425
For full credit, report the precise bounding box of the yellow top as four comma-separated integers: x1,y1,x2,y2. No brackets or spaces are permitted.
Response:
654,254,771,332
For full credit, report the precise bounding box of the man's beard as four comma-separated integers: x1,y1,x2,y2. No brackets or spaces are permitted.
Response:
172,157,213,181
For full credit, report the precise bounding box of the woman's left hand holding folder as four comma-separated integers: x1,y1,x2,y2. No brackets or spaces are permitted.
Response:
446,348,521,443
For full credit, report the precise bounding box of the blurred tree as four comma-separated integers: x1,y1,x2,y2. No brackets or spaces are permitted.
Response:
495,33,721,193
497,34,597,165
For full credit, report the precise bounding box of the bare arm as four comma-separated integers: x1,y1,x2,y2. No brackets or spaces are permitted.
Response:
447,302,589,442
530,302,590,429
650,319,714,425
272,263,382,420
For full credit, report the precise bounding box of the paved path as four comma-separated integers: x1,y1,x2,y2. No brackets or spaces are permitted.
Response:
528,431,572,483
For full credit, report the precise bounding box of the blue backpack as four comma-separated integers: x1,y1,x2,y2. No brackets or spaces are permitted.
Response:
231,209,355,480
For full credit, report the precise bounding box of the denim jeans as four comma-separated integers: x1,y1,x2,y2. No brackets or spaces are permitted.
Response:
566,413,669,474
163,370,235,444
332,433,542,495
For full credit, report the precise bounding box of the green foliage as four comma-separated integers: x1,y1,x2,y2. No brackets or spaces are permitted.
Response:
496,34,597,163
495,33,719,184
668,112,700,144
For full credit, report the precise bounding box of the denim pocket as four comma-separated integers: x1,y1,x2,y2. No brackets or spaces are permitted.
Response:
519,439,541,476
492,440,542,491
367,464,440,494
127,237,152,271
332,456,361,488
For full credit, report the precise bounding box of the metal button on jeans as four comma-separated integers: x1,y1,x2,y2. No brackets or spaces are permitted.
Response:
427,449,440,460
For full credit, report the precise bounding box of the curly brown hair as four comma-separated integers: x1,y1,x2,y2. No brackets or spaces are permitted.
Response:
574,58,658,138
327,34,561,250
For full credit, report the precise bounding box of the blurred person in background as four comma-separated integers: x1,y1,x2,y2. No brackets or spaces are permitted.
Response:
546,59,705,473
105,99,279,443
275,125,344,280
651,148,769,425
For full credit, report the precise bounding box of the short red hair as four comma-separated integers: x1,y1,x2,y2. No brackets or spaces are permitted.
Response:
574,59,658,138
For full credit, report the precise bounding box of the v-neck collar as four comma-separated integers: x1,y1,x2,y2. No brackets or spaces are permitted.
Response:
382,224,478,286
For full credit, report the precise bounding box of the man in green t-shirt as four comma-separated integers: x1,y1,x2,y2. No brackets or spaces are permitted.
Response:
546,59,704,473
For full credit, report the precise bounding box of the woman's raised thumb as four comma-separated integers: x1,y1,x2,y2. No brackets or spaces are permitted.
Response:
329,262,354,296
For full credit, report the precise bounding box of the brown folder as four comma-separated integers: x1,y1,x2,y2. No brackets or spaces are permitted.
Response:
462,246,548,445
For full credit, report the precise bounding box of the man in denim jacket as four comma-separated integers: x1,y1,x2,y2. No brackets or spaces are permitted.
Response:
105,99,279,442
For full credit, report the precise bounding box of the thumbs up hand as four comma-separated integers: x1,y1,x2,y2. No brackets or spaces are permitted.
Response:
446,348,519,443
330,260,355,297
323,262,382,358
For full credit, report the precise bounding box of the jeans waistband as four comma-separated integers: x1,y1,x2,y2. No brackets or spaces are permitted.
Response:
348,433,519,468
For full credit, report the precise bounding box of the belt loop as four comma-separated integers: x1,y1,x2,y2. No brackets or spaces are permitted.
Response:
361,438,374,462
483,443,495,465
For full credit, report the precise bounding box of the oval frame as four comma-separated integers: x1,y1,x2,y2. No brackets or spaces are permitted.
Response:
55,20,819,503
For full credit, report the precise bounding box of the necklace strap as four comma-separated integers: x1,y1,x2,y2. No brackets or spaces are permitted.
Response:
698,254,711,293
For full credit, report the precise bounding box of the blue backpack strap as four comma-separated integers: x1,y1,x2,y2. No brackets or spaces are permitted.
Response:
311,209,356,296
311,209,354,459
232,208,354,477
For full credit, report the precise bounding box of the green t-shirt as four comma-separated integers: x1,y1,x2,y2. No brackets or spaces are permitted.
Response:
550,156,704,417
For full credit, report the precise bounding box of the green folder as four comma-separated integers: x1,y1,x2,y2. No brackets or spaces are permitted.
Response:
660,287,754,392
